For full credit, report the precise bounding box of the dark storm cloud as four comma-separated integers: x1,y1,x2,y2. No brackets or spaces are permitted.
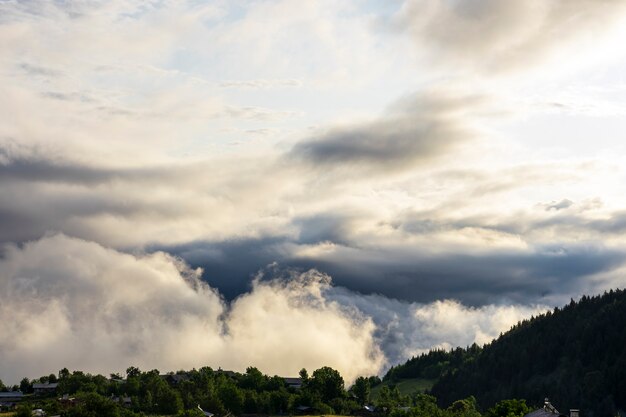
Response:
153,237,292,301
292,214,356,246
289,91,484,172
158,232,626,307
291,244,626,306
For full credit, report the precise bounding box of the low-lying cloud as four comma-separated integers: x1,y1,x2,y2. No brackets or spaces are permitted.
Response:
0,234,545,385
0,235,384,384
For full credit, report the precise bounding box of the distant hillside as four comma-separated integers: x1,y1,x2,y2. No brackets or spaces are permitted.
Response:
385,289,626,417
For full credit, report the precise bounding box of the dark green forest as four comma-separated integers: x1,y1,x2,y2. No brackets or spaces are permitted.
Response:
385,289,626,417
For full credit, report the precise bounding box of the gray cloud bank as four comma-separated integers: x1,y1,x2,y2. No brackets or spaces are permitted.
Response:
0,234,544,385
161,232,626,307
290,91,484,173
3,144,626,307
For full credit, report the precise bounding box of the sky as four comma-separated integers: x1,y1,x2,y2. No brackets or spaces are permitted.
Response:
2,0,626,384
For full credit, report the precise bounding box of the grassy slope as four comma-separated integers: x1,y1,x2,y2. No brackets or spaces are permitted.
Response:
370,378,435,400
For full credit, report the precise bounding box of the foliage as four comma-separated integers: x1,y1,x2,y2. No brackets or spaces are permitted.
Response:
351,376,371,405
8,364,367,417
384,345,482,382
309,366,345,404
19,377,32,394
397,289,626,417
178,409,205,417
66,392,120,417
485,399,530,417
386,393,482,417
15,404,32,417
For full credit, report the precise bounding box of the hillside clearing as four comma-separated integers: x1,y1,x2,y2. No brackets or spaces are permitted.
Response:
371,378,435,399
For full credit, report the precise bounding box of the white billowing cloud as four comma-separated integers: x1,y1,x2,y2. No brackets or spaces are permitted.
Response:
409,300,544,350
327,288,547,366
0,234,384,384
223,270,384,380
0,233,224,382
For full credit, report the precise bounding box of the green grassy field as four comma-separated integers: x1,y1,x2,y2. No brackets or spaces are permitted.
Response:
370,378,435,400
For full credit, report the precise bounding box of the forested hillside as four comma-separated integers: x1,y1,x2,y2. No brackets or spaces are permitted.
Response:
386,289,626,417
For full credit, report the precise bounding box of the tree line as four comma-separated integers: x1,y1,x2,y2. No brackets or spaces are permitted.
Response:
4,365,532,417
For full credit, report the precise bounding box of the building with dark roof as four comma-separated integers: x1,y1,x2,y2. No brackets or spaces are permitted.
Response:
523,398,573,417
0,391,23,411
33,382,58,395
283,377,302,389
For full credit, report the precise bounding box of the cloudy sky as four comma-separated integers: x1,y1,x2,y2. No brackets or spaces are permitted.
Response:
3,0,626,384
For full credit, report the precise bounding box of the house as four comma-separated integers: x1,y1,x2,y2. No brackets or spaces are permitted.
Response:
523,399,575,417
109,394,131,408
216,369,238,379
283,377,302,389
33,382,58,395
121,396,132,407
0,391,23,411
161,373,190,385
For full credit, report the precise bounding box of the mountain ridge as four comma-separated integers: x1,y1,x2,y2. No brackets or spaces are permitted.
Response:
383,289,626,417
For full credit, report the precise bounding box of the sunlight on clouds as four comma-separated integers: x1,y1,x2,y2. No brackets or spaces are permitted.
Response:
412,300,545,348
0,235,384,384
